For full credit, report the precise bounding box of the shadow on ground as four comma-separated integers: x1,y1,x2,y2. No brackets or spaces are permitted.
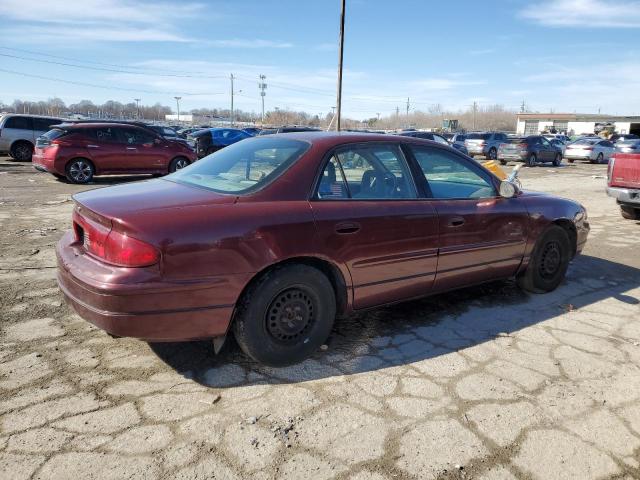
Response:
149,254,640,387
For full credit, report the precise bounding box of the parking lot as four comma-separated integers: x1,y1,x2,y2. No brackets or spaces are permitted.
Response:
1,156,639,479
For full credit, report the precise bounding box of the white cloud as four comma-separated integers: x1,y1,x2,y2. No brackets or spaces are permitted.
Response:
520,0,640,27
0,0,203,43
208,39,293,49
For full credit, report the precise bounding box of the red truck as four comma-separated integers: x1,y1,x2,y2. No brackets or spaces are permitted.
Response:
607,153,640,219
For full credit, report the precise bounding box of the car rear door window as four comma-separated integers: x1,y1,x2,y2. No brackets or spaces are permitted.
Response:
4,116,33,130
409,145,496,199
33,118,60,131
316,144,417,200
94,127,120,143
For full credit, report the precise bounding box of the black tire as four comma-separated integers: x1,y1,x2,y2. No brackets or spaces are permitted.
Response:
527,153,537,167
621,206,640,220
552,153,562,167
65,158,94,184
499,159,507,166
233,264,336,366
169,157,190,173
10,141,33,162
487,148,497,160
596,153,604,164
517,225,571,293
568,158,575,163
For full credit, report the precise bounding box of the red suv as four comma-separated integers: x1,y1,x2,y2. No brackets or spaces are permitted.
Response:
33,123,197,184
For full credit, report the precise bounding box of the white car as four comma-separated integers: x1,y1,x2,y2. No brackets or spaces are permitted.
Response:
565,138,614,163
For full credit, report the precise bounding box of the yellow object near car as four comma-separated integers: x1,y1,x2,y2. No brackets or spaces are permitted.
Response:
482,160,507,180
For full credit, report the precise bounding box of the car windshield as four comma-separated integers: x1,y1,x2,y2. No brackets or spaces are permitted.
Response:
167,137,310,194
465,133,490,140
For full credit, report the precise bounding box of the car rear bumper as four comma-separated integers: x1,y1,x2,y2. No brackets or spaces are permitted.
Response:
56,230,249,342
498,153,527,161
564,152,593,160
33,150,64,175
607,187,640,206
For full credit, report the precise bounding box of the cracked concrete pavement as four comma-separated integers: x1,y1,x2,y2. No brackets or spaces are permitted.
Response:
0,157,639,479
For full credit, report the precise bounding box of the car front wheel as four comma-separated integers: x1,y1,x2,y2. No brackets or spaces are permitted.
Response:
487,148,497,160
233,264,336,366
517,225,571,293
552,153,562,167
527,153,537,167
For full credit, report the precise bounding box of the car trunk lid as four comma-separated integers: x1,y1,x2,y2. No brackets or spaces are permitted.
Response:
609,153,640,189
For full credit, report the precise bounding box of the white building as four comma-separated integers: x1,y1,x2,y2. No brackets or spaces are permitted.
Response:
516,113,640,136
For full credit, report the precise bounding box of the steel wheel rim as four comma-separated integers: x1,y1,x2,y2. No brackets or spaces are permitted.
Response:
539,241,562,280
489,149,497,159
70,161,91,182
266,288,315,345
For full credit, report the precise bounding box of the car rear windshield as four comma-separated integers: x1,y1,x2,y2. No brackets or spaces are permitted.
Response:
41,128,68,141
465,133,490,140
574,139,599,145
167,137,310,194
505,137,527,144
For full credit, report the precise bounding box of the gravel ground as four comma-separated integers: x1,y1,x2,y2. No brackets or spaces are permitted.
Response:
0,156,639,480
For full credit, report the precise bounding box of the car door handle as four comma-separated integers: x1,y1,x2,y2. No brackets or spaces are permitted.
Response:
448,216,465,227
335,222,361,234
126,147,137,150
87,144,100,148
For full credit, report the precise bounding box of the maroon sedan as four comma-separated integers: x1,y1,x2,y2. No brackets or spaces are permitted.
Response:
33,123,197,183
56,133,589,366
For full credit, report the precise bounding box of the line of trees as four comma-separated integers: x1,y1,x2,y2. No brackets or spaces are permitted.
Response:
1,97,517,131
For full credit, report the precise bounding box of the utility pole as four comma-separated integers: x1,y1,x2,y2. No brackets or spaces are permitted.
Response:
174,96,181,122
230,74,235,126
520,99,526,113
376,112,380,121
472,101,477,130
259,74,267,125
406,97,410,126
134,98,141,119
335,0,346,131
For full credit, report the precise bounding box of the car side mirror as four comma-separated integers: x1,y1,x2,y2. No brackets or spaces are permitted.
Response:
499,180,518,198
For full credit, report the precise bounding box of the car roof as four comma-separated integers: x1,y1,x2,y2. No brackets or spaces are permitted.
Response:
54,122,150,130
260,130,444,148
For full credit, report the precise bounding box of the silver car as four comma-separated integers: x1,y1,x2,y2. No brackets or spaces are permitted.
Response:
464,132,509,160
615,139,640,154
0,114,64,161
564,138,615,163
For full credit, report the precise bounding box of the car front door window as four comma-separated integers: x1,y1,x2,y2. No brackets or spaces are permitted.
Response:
409,146,496,199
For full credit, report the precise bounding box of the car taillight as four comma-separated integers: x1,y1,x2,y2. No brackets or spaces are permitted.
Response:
51,138,72,147
584,147,593,151
518,143,527,149
607,156,615,184
73,214,159,267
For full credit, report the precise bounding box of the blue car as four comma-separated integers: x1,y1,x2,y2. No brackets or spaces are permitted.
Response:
192,128,252,158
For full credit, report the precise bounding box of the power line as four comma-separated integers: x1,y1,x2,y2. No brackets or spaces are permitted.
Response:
0,67,224,96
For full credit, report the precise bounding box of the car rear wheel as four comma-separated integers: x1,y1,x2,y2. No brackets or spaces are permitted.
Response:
10,141,33,162
552,153,562,167
65,158,94,184
568,158,575,163
499,159,507,165
596,153,604,164
620,205,640,220
233,264,336,367
487,147,497,160
527,153,537,167
517,225,571,293
169,157,190,173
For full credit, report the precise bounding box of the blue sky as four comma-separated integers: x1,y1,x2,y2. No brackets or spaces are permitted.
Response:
1,0,639,119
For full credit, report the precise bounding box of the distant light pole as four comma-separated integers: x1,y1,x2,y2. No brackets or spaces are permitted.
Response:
134,98,141,119
259,74,267,125
174,96,182,122
335,0,346,131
